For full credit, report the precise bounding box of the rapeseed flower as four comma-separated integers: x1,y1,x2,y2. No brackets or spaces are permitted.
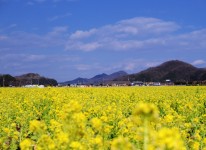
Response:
1,86,206,149
111,136,135,150
70,141,83,149
133,103,158,120
91,117,102,131
20,139,33,150
29,120,46,134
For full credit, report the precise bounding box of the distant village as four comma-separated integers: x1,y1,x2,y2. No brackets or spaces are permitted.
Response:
59,79,174,87
1,75,206,88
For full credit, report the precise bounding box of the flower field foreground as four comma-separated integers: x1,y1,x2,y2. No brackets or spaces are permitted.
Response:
0,86,206,150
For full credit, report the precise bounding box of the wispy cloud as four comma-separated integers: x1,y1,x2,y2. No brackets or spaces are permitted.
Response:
48,13,71,21
47,26,68,36
27,1,34,5
27,0,77,4
0,54,46,63
115,59,162,72
0,26,68,51
0,35,8,40
0,0,8,3
73,59,162,74
0,53,80,75
192,59,206,65
34,0,46,2
51,0,79,2
0,53,79,63
8,24,17,28
75,64,93,71
0,24,17,32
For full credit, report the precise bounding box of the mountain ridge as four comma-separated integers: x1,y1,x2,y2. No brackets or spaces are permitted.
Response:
115,60,206,82
61,71,128,85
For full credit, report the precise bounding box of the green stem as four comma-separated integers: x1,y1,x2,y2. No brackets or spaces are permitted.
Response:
144,118,148,150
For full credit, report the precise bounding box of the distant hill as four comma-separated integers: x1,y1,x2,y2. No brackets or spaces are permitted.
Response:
61,71,128,85
15,73,58,86
65,77,89,85
0,73,58,87
107,71,129,80
115,60,206,82
0,74,16,87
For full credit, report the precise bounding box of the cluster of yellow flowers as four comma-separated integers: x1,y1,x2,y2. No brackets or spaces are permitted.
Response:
0,86,206,149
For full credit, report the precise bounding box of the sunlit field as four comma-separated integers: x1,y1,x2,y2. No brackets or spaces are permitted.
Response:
0,86,206,150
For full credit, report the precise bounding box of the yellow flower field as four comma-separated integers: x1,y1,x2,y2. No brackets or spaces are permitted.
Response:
0,86,206,150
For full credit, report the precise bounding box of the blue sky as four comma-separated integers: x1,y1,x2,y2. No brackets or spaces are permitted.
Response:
0,0,206,82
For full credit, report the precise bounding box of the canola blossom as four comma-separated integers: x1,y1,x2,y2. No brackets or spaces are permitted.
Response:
0,86,206,150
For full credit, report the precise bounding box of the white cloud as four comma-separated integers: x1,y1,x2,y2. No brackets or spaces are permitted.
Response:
65,17,182,51
65,17,206,52
70,29,97,39
66,41,101,52
78,42,101,52
192,59,206,65
117,17,179,34
1,17,206,55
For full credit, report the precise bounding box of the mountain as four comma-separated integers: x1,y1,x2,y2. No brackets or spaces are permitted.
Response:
0,74,16,87
89,71,128,84
15,73,58,86
65,77,89,85
61,71,128,85
107,71,129,80
115,60,206,83
0,73,58,87
15,73,41,80
89,73,108,84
